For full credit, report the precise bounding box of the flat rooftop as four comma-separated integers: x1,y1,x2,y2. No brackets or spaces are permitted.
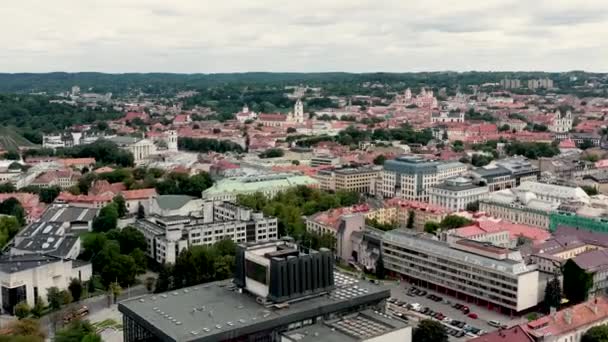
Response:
119,273,389,342
281,309,409,342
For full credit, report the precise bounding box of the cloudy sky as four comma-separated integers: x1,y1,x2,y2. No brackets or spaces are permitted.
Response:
1,0,607,73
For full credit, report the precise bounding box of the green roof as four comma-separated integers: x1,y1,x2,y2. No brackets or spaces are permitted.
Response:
203,174,319,196
156,195,198,210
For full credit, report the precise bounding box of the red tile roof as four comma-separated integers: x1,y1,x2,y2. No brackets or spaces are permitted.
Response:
468,326,533,342
56,192,113,204
523,297,608,339
456,219,551,244
60,158,96,167
121,188,157,200
258,113,288,121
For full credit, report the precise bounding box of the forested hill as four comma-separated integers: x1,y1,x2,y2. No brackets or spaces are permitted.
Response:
0,71,599,95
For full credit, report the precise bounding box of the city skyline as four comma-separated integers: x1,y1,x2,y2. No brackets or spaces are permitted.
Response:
1,0,607,73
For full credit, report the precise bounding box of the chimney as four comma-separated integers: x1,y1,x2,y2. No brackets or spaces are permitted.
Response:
564,309,573,325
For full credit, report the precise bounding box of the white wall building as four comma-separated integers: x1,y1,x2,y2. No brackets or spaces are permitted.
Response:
0,254,92,314
429,177,489,211
133,201,278,264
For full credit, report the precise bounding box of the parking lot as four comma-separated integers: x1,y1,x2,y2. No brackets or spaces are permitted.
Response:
387,282,518,340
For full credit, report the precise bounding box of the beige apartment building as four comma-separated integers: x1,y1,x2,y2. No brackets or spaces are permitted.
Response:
317,166,381,194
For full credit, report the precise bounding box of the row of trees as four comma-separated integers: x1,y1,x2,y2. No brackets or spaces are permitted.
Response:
423,215,473,234
25,140,135,167
236,186,362,238
82,227,148,287
76,166,213,198
178,137,244,153
155,240,237,292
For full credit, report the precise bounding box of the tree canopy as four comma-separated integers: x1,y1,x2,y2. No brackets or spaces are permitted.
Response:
413,319,448,342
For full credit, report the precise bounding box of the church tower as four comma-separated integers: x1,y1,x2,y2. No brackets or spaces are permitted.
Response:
166,130,178,152
294,99,304,123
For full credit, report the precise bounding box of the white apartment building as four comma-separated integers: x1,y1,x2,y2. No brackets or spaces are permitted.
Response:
133,201,278,264
381,156,467,202
429,177,489,211
382,230,539,314
0,254,92,315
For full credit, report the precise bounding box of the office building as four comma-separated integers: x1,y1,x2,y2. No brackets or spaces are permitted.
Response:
316,166,381,194
132,201,278,264
470,165,516,192
119,240,392,342
500,78,522,89
429,177,489,211
527,78,554,90
202,173,319,202
381,156,467,201
492,157,540,186
383,230,539,314
309,154,340,167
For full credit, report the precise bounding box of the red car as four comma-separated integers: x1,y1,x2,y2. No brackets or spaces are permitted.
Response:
468,313,478,319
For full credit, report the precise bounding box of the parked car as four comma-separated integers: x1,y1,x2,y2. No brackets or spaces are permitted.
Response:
488,320,502,328
468,313,478,319
418,290,428,296
63,305,89,324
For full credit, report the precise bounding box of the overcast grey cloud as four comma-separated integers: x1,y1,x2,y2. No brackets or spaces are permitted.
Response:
0,0,606,72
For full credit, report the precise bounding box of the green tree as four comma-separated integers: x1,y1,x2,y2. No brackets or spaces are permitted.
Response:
579,140,595,150
112,195,127,218
92,203,118,232
155,264,174,293
582,186,599,196
6,318,46,341
55,320,99,342
582,324,608,342
14,301,30,319
543,273,562,312
258,148,284,158
406,210,415,229
0,216,21,247
30,298,45,318
130,248,147,274
466,201,480,212
38,186,61,204
563,259,593,304
117,226,147,254
68,278,83,302
439,215,473,230
413,319,448,342
145,277,156,293
424,221,440,234
373,155,386,165
109,282,122,304
0,197,26,226
46,287,63,310
3,150,20,160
